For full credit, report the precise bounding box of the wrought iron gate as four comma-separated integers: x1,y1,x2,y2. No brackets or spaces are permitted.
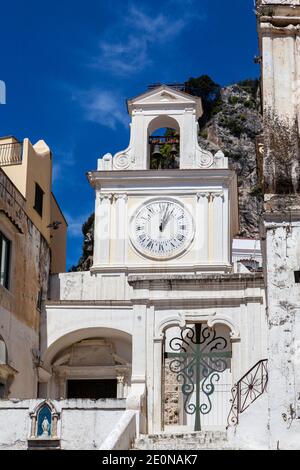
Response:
164,323,232,431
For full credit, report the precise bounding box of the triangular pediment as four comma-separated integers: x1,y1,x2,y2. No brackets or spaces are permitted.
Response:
127,85,203,117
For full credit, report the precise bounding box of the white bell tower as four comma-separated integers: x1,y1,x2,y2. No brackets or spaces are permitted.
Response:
98,85,228,171
89,85,238,274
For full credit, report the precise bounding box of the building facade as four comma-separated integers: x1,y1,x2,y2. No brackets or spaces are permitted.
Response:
2,2,300,449
0,137,67,401
0,86,268,450
255,0,300,449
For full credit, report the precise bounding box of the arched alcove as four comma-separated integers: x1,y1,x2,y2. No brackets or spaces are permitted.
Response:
147,116,180,170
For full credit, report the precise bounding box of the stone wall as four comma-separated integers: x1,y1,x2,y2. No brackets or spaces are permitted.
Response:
0,168,50,398
163,360,179,426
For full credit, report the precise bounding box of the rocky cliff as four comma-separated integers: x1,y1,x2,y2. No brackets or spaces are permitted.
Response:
198,80,263,237
71,80,263,271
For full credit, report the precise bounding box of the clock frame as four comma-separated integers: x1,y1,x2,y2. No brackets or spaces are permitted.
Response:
130,198,195,261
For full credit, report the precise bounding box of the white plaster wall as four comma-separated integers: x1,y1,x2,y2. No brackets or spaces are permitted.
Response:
0,408,29,450
61,409,124,450
50,272,132,301
99,410,137,450
264,221,300,449
228,394,269,450
0,399,126,450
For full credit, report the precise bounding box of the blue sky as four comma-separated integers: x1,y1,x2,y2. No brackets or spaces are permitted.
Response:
0,0,259,269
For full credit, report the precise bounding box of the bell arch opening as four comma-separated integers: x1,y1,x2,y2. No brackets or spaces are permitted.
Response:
147,116,180,170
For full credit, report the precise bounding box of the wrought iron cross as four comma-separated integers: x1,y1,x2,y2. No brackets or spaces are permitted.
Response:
165,323,232,432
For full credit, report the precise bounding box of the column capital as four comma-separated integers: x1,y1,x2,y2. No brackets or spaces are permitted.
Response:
116,375,125,384
211,191,224,201
197,192,211,200
114,193,128,201
99,192,114,202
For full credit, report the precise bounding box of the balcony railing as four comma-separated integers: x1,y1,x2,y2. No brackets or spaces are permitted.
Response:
227,359,268,427
0,142,23,166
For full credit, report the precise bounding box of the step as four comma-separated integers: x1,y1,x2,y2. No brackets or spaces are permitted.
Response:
134,431,231,450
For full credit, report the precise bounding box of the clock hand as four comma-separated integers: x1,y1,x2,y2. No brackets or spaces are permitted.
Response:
161,208,170,231
159,206,168,232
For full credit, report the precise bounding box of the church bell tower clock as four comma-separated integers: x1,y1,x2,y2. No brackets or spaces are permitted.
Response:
88,85,238,274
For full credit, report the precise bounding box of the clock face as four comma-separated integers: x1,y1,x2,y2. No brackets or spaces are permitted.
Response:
131,199,194,259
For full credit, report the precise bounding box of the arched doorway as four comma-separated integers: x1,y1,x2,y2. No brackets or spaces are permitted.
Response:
163,323,232,432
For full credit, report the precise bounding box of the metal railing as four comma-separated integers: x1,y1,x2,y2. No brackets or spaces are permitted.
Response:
227,359,268,427
0,142,23,166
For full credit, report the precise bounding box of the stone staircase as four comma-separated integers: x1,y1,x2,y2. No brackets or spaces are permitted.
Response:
133,431,233,450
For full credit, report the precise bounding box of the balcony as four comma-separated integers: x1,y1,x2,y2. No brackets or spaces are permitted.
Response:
0,142,23,166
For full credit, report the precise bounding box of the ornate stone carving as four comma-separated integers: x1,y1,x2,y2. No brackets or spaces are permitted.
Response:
196,149,214,168
113,152,131,170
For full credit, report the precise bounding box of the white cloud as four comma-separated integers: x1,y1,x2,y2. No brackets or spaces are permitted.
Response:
64,212,90,238
127,6,187,42
96,36,149,74
92,3,205,76
52,149,75,183
73,88,129,130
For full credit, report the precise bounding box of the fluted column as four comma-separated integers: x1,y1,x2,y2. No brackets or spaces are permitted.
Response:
196,192,210,263
211,192,225,264
94,193,113,266
114,194,128,265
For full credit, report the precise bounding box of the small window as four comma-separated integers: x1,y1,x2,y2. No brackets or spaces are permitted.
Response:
34,183,44,217
0,232,11,290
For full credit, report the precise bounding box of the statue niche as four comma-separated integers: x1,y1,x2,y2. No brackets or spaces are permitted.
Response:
29,400,60,442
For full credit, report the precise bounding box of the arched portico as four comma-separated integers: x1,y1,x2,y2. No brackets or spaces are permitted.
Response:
41,327,132,400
